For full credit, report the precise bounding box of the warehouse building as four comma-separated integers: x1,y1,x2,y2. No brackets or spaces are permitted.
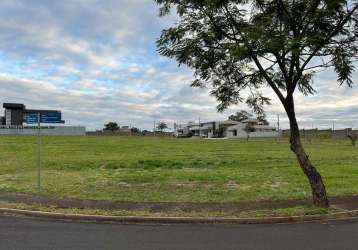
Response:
0,103,85,135
1,103,65,126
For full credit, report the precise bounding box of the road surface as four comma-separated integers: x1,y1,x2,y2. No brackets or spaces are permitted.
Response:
0,215,358,250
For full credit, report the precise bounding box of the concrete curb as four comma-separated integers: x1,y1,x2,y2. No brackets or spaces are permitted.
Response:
1,207,358,225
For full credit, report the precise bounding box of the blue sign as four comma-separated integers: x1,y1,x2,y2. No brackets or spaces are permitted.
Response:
25,112,64,124
41,112,62,123
25,113,39,124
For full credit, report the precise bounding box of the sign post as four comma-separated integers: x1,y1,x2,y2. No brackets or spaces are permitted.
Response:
24,110,63,194
37,112,42,193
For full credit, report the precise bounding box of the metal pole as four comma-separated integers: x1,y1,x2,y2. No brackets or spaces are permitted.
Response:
153,120,156,137
277,114,280,143
37,112,41,193
198,117,201,137
277,114,280,131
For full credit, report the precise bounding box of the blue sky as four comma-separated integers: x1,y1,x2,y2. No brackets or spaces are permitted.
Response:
0,0,357,130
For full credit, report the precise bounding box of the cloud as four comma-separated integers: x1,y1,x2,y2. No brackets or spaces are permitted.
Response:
0,0,357,130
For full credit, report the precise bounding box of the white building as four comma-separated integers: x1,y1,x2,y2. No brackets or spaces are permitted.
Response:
175,119,280,138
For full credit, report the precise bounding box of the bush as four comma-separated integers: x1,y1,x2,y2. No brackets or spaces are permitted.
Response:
347,133,357,146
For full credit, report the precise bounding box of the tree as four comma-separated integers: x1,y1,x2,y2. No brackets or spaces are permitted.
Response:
257,114,269,126
229,110,270,125
229,110,253,122
142,130,151,135
157,121,168,132
243,123,256,141
131,127,141,134
156,0,358,207
104,122,119,132
347,132,358,146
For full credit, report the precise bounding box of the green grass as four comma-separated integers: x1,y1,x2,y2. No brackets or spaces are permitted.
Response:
0,135,357,203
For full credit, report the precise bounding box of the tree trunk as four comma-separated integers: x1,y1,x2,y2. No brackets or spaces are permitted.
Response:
284,96,329,207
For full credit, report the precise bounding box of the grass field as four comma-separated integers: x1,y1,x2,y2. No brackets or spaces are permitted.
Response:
0,135,357,203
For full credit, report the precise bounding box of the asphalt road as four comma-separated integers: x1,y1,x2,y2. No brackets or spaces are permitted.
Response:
1,216,358,250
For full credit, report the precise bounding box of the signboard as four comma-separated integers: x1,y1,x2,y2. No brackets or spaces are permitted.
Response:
41,112,63,123
25,113,38,124
25,112,64,124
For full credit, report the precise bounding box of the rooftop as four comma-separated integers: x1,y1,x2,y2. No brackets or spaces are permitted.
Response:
3,103,25,110
241,118,260,123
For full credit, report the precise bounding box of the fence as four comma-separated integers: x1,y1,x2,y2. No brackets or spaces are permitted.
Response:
86,130,174,137
0,126,86,135
281,128,358,138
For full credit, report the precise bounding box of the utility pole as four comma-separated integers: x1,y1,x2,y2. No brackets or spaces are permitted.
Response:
277,114,280,143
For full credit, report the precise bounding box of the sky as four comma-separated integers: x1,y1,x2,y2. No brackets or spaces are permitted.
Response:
0,0,357,131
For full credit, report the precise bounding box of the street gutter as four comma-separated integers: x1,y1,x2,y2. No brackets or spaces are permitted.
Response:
1,207,358,225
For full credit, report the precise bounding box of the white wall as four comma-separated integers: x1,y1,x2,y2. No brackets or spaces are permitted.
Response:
226,130,281,138
226,124,281,138
0,126,86,135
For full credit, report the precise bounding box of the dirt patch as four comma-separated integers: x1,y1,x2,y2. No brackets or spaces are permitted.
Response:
330,196,358,210
0,191,357,212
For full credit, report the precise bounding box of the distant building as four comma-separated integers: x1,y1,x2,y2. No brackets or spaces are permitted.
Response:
175,119,280,138
1,103,64,126
0,103,85,135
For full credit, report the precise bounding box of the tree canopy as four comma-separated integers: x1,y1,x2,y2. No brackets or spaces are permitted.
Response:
229,110,253,122
131,127,141,134
257,114,269,125
104,122,119,132
229,110,269,125
157,121,169,132
156,0,357,112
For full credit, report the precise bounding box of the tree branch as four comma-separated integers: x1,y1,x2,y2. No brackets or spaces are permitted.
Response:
300,5,358,73
222,4,286,104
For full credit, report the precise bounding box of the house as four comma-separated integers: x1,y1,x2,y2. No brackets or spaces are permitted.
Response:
175,120,238,138
226,119,280,138
175,119,280,138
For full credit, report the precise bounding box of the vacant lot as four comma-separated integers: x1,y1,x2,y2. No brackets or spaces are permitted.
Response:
0,136,357,203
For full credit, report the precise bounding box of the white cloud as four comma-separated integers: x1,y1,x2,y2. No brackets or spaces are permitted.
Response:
0,0,356,130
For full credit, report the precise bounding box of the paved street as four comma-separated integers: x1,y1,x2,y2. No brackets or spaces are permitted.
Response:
1,215,358,250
